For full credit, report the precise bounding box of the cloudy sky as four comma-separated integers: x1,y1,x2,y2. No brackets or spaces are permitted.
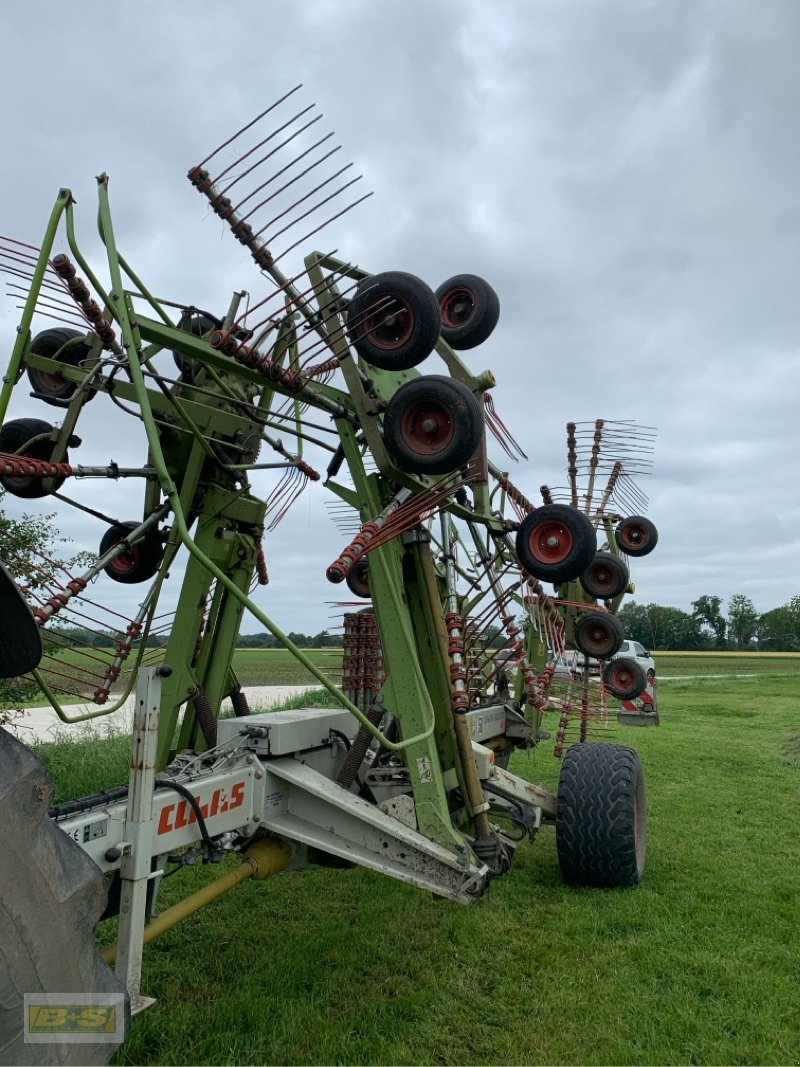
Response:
1,0,797,636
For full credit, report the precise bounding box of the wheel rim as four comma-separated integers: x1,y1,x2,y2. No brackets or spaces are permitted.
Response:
108,540,140,573
363,293,415,350
528,519,574,565
441,286,476,327
587,562,613,592
399,399,456,455
33,369,70,393
607,662,634,690
620,521,650,551
579,618,617,656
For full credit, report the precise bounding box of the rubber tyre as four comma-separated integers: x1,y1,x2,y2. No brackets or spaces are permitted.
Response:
602,657,647,700
0,731,128,1064
99,521,164,585
26,328,95,407
383,375,483,475
346,558,371,599
346,271,441,371
0,556,42,678
580,551,629,600
436,273,500,350
515,504,597,585
556,741,647,887
574,611,625,659
615,515,658,558
172,311,220,382
0,418,68,499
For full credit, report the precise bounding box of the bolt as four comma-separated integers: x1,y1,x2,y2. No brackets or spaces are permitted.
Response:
246,754,255,764
422,417,438,433
252,814,261,823
254,770,263,780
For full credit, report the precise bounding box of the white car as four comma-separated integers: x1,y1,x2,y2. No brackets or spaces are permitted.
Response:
563,641,656,681
612,640,656,681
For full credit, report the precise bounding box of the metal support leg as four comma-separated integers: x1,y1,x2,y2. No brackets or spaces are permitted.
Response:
115,665,165,1013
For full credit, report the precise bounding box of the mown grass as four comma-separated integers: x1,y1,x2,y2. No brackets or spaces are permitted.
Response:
29,662,800,1065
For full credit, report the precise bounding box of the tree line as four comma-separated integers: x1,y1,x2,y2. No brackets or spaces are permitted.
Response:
618,594,800,652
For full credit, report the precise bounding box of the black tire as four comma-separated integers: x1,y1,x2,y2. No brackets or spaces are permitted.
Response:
0,556,42,678
602,657,647,700
574,611,625,659
0,731,128,1064
382,375,484,475
172,311,221,382
0,418,68,499
346,271,441,371
556,741,647,887
346,557,371,599
436,273,500,350
99,521,164,585
515,505,597,585
580,551,629,600
26,328,95,407
615,515,658,558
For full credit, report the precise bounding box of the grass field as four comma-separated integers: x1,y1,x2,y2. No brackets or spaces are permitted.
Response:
28,659,800,1065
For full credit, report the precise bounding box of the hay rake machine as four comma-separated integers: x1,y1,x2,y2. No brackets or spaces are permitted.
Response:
0,87,659,1063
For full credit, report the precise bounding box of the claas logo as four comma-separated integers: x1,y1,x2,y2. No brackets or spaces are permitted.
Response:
27,1004,117,1033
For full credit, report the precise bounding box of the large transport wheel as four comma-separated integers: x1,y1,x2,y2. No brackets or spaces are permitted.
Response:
580,550,629,600
382,375,484,475
99,521,164,585
615,515,658,557
435,273,500,350
0,418,68,499
346,271,441,371
26,328,95,407
574,610,624,659
0,731,128,1064
556,741,647,887
602,657,647,700
514,504,597,586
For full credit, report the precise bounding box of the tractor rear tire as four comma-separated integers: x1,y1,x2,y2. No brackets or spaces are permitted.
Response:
556,741,646,887
0,730,128,1064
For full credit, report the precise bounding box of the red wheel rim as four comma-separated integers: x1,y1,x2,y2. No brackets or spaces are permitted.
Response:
579,618,616,656
620,521,650,551
33,370,69,394
109,540,140,573
440,286,476,328
400,399,455,455
587,562,613,592
363,293,415,350
607,662,634,689
528,519,574,565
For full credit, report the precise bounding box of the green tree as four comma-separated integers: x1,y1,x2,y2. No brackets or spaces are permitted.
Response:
618,600,702,650
727,594,758,650
756,606,800,651
692,594,727,647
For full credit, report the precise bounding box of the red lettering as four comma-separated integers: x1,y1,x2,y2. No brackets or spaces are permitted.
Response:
230,781,246,810
174,800,189,829
158,804,175,834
